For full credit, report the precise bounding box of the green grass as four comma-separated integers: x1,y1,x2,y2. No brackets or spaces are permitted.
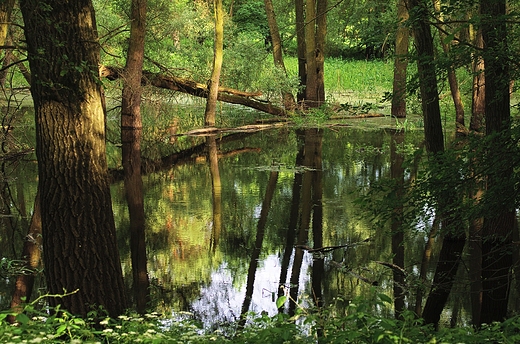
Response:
284,57,395,100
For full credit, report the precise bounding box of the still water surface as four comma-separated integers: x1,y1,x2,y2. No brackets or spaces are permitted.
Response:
0,124,429,328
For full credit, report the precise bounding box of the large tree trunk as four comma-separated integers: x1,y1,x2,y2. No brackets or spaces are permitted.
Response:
20,0,127,317
205,0,224,126
391,0,409,119
121,0,149,314
264,0,295,110
479,0,514,325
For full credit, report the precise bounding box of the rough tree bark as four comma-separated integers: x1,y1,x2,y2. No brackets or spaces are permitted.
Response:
20,0,127,317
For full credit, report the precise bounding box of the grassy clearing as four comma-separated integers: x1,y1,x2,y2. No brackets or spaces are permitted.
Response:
284,57,394,102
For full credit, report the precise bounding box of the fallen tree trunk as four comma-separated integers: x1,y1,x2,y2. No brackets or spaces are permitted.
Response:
100,66,287,117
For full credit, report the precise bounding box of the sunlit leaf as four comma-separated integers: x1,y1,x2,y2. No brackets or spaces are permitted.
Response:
16,313,31,324
56,324,67,335
275,296,287,309
377,293,392,304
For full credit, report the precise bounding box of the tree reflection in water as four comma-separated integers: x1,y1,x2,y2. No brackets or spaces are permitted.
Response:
2,126,431,329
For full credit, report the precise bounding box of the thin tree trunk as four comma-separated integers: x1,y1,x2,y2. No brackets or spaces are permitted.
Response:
408,0,444,154
391,0,409,119
264,0,295,110
295,0,306,103
432,0,465,135
470,28,485,133
304,0,318,106
315,0,327,105
0,0,15,88
121,0,149,314
205,0,224,126
0,0,14,47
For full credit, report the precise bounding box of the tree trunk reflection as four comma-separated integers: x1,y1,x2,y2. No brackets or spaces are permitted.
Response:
390,129,405,319
277,131,305,311
288,129,323,316
310,129,324,339
207,136,222,252
239,170,278,328
8,190,41,323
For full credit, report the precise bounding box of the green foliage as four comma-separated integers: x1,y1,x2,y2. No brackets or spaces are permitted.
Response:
326,0,397,59
4,291,520,343
232,0,269,38
291,106,333,128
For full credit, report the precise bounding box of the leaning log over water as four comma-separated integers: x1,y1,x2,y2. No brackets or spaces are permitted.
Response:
100,66,287,117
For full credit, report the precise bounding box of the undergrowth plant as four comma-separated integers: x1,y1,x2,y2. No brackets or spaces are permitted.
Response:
2,289,520,343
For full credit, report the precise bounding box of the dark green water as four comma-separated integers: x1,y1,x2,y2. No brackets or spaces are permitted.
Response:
1,123,447,328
